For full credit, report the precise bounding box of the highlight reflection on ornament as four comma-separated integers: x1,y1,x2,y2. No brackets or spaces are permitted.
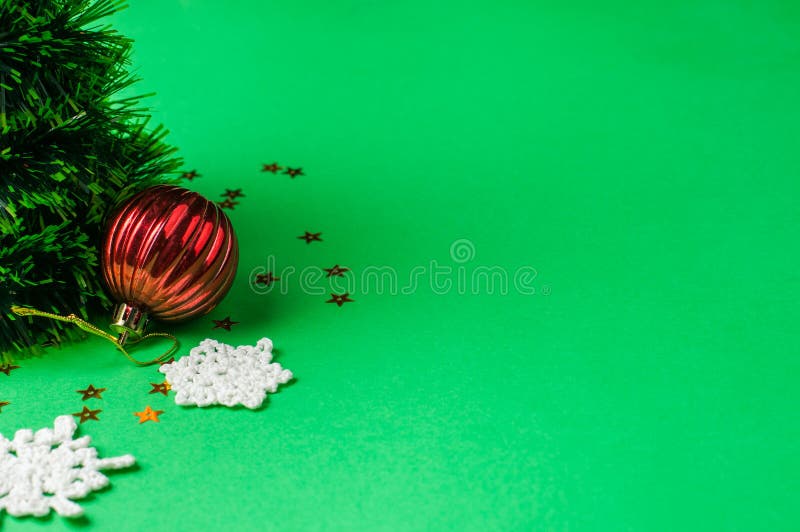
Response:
101,185,239,344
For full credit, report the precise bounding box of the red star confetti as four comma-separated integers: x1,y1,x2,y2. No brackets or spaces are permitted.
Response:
0,364,20,376
134,406,164,424
221,188,245,199
255,272,280,286
284,167,304,179
72,406,101,424
149,382,171,396
298,231,322,244
323,265,350,277
326,293,355,307
262,162,283,173
217,199,239,210
213,316,239,331
181,170,200,180
76,384,106,401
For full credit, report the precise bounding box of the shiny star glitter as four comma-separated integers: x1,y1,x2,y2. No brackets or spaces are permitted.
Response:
221,188,245,199
323,265,350,277
181,169,200,180
255,272,280,286
0,401,9,413
72,406,101,424
284,167,304,179
217,199,239,210
149,382,171,396
76,384,106,401
212,316,239,331
326,293,355,307
298,231,322,244
0,364,20,376
0,416,135,517
133,406,164,424
262,162,283,173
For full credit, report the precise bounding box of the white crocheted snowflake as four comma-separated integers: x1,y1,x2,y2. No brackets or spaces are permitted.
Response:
0,415,135,518
159,337,293,409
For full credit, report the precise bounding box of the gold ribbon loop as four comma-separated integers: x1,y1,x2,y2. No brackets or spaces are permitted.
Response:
11,305,178,366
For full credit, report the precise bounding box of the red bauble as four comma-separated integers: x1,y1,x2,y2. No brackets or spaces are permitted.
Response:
101,185,238,343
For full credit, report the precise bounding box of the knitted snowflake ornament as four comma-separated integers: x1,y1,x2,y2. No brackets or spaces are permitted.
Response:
159,338,293,409
0,415,135,518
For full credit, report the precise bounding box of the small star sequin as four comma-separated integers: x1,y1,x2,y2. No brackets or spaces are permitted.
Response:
255,272,280,286
0,401,9,413
134,406,164,424
72,406,102,424
323,265,350,277
76,384,106,401
181,170,201,180
298,231,322,244
262,162,283,173
284,167,304,179
149,382,171,396
212,316,239,331
326,293,355,307
261,163,283,174
217,199,239,210
0,364,20,376
221,188,245,200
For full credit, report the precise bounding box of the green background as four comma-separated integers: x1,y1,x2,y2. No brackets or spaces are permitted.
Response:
2,0,799,529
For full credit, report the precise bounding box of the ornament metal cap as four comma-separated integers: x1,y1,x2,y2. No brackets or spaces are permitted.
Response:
110,303,149,346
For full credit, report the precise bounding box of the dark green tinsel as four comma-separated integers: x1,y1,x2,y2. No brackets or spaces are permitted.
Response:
0,0,181,362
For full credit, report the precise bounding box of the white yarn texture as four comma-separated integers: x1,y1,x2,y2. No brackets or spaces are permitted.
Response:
0,415,135,518
159,337,293,409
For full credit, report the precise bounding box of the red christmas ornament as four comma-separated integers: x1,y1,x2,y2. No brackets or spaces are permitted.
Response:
101,185,239,344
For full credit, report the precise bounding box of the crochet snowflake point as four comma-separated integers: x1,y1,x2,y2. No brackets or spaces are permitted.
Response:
0,415,135,518
159,337,293,409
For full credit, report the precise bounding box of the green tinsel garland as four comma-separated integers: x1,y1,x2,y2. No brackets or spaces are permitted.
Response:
0,0,182,362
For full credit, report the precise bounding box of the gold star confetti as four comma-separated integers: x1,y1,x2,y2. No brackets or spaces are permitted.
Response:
326,293,355,307
298,231,322,244
284,167,304,179
149,382,171,396
72,406,102,424
134,406,164,424
0,364,20,376
76,384,106,400
221,188,245,200
217,199,239,210
323,265,350,277
261,162,283,173
212,316,239,331
181,170,201,180
255,272,280,286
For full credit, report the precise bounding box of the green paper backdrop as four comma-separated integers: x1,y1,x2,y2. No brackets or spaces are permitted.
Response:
2,1,799,529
